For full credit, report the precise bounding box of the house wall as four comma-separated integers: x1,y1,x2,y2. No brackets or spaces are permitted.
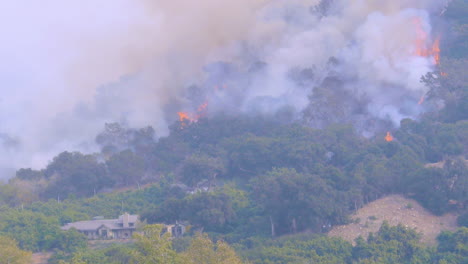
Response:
78,228,136,240
81,230,100,240
98,227,113,239
113,229,134,239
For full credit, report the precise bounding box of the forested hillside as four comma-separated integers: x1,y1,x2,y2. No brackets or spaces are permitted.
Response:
0,0,467,263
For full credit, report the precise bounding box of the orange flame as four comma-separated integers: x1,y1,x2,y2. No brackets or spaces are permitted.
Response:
412,18,441,65
432,37,440,65
178,112,192,123
197,102,208,113
177,102,209,128
413,18,429,57
418,95,425,105
385,132,394,142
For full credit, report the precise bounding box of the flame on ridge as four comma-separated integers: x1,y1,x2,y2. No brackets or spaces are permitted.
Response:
412,17,445,105
177,112,193,123
385,132,394,142
177,101,209,128
412,17,441,65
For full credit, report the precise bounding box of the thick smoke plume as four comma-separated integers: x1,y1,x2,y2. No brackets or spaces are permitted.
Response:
0,0,448,177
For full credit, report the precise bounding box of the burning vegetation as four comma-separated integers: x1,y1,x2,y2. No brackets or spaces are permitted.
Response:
0,0,457,175
177,102,209,128
418,95,425,105
413,17,441,65
385,132,394,142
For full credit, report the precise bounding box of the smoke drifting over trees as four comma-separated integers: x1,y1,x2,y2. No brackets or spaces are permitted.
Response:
0,0,451,176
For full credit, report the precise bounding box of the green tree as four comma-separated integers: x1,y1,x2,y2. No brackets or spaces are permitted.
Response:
131,224,183,264
106,150,145,186
406,158,468,215
95,122,131,156
0,183,21,207
437,228,468,258
0,236,32,264
44,151,110,198
183,192,236,232
179,153,225,187
251,168,347,235
183,233,244,264
0,210,62,251
15,168,44,180
57,229,87,253
352,222,427,264
422,58,468,123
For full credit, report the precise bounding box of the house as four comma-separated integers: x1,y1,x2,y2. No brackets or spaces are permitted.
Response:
164,221,186,238
61,213,139,240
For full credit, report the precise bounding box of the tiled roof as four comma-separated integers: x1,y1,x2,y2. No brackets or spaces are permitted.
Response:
61,214,138,231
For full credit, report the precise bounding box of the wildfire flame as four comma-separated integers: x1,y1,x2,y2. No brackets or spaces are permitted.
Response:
413,18,429,56
412,18,441,65
177,84,221,128
418,95,425,105
177,112,192,123
412,17,443,105
432,37,440,65
177,101,209,128
197,102,208,113
385,132,393,142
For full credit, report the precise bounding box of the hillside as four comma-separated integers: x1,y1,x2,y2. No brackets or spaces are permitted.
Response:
328,195,458,245
0,0,467,263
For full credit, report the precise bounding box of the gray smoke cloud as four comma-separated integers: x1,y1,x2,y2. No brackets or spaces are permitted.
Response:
0,0,448,177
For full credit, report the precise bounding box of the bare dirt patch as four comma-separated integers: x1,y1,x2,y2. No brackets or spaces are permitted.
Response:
328,195,458,245
31,252,52,264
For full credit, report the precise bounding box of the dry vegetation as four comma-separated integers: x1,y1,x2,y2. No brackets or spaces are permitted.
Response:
328,195,458,245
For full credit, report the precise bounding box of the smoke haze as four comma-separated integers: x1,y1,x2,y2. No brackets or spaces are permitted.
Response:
0,0,448,177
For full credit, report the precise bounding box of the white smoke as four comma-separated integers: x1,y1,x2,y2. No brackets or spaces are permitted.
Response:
0,0,448,177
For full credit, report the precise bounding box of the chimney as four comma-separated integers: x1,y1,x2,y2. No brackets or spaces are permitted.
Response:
123,213,129,228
